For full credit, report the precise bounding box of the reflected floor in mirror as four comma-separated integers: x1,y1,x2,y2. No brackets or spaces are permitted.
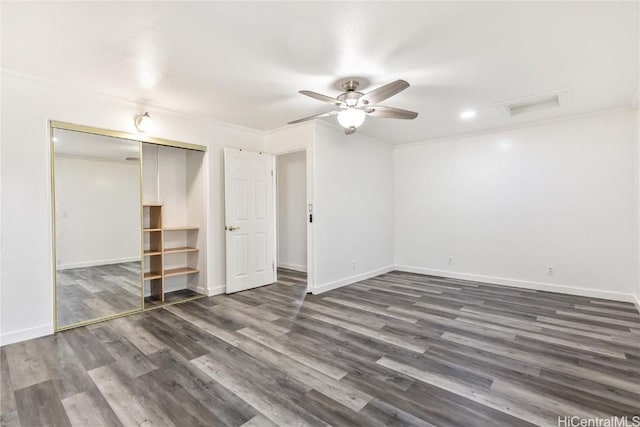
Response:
56,262,142,327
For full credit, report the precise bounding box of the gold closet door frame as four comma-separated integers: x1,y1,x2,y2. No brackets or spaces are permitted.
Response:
50,120,206,332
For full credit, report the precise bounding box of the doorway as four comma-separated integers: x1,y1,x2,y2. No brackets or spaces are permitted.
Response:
276,150,308,283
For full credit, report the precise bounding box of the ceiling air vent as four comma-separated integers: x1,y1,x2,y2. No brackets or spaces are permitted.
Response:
495,89,568,118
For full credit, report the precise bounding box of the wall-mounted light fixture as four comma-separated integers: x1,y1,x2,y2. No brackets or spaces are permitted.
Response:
135,112,152,132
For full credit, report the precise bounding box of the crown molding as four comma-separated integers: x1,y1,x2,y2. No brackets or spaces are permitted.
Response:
1,68,266,136
314,119,393,147
395,106,636,150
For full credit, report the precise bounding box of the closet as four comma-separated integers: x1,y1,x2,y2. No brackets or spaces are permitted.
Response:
51,120,208,331
142,144,207,308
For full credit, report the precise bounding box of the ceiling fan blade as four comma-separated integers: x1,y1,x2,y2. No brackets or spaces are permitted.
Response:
360,80,410,105
367,105,418,120
299,90,342,105
287,110,337,125
344,126,357,135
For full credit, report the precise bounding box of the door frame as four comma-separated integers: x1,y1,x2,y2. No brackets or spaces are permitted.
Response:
273,147,314,292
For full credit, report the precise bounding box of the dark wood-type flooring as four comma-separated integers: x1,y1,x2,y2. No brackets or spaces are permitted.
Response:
3,269,640,426
144,288,201,308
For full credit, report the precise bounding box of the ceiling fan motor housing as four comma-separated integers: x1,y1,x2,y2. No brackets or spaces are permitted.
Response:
338,81,365,106
337,91,363,106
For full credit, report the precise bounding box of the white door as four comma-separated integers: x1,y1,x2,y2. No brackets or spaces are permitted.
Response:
224,148,276,293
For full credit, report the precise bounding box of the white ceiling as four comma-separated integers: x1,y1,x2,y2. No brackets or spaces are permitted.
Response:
54,128,139,162
2,2,638,144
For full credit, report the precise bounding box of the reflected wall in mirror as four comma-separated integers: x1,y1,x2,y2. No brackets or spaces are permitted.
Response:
53,128,143,328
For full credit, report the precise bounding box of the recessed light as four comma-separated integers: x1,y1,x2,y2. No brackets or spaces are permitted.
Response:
460,110,477,119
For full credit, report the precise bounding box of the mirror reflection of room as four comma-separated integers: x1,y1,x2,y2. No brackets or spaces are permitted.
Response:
53,128,142,328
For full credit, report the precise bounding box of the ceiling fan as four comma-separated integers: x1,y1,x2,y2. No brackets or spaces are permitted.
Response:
288,79,418,135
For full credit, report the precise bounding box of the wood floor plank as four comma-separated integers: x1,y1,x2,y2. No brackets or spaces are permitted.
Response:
137,314,209,361
296,388,384,427
147,349,257,426
100,315,169,355
441,332,640,393
14,380,71,427
310,312,427,353
61,327,115,371
87,364,173,426
192,352,326,427
240,414,279,427
4,340,53,390
0,348,17,415
61,388,124,427
0,410,20,427
358,398,437,427
238,326,350,380
92,327,158,378
237,336,373,411
163,304,245,346
135,367,224,427
377,356,554,426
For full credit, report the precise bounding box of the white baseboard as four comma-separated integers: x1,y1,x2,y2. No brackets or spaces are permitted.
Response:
57,256,140,270
312,265,394,295
0,324,53,347
189,283,225,297
277,262,307,273
395,265,637,303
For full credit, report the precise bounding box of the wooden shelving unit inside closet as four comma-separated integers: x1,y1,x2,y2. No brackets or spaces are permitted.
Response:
143,204,199,303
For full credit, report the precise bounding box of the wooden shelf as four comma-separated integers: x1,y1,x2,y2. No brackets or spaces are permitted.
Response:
144,271,162,280
164,247,199,254
163,226,199,231
142,204,200,304
164,267,199,278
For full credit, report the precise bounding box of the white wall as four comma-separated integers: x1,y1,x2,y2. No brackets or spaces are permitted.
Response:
0,71,264,345
142,144,188,226
394,109,638,301
313,123,394,293
265,123,315,155
55,156,140,269
276,151,307,272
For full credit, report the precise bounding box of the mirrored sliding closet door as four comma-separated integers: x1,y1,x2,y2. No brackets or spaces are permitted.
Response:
53,128,143,329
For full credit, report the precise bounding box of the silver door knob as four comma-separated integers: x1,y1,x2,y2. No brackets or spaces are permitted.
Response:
227,226,240,231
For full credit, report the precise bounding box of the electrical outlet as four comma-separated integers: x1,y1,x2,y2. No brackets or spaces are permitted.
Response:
448,257,454,266
352,260,356,270
547,265,554,276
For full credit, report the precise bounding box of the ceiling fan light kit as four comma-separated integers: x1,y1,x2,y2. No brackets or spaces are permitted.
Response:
337,108,366,128
288,79,418,135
